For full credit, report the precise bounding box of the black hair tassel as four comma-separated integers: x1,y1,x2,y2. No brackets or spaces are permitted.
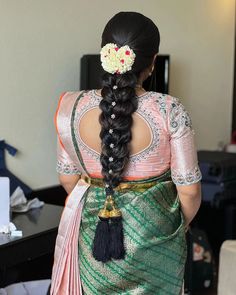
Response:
92,194,126,262
92,211,111,263
109,215,125,259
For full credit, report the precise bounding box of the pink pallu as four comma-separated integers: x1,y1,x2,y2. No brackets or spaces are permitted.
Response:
50,179,89,295
51,92,91,295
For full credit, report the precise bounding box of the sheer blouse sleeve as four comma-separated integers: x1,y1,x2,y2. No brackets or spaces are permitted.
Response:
168,97,202,186
56,136,82,175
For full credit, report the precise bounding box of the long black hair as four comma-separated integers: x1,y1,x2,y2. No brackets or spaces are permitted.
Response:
99,12,160,192
92,12,160,263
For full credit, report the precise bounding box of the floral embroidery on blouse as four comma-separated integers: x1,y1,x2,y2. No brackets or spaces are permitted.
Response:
56,160,82,175
169,97,193,134
156,94,167,119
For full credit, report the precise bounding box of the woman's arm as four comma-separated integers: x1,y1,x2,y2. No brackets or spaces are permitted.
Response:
167,97,202,228
177,182,202,227
58,174,81,195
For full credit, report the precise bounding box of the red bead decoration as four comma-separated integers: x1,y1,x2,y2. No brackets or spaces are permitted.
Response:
115,47,119,51
125,50,130,55
120,59,124,64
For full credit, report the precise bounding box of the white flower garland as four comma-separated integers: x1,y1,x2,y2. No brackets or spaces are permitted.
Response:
100,43,136,74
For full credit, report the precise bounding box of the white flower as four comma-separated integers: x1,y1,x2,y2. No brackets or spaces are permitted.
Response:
100,43,136,74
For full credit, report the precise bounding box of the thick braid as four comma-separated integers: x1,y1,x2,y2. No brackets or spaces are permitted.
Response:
92,11,160,262
92,72,138,262
99,72,138,190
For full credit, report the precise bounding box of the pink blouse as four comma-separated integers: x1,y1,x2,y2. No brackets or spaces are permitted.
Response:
55,90,202,186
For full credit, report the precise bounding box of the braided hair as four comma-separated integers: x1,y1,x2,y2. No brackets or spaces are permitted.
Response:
92,12,160,263
100,12,160,192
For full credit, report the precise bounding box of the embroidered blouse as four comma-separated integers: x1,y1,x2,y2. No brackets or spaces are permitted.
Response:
55,90,202,186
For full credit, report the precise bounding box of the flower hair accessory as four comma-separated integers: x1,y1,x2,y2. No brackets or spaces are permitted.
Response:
100,43,136,74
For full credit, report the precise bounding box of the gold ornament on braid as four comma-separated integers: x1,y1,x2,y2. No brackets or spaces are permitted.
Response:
98,195,122,218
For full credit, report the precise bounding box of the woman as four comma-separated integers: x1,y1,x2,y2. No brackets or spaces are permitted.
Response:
51,12,202,295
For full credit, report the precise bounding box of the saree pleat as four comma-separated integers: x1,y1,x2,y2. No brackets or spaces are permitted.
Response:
78,171,187,295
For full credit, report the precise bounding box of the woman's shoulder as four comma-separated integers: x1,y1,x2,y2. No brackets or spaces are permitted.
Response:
56,91,81,108
147,91,182,104
147,92,193,134
145,91,185,115
58,90,85,102
54,91,82,125
56,90,95,109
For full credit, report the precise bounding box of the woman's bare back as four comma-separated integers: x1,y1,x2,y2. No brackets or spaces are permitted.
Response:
79,106,152,156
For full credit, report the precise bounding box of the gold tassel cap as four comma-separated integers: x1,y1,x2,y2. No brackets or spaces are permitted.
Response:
98,208,110,219
98,195,122,218
109,207,122,218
